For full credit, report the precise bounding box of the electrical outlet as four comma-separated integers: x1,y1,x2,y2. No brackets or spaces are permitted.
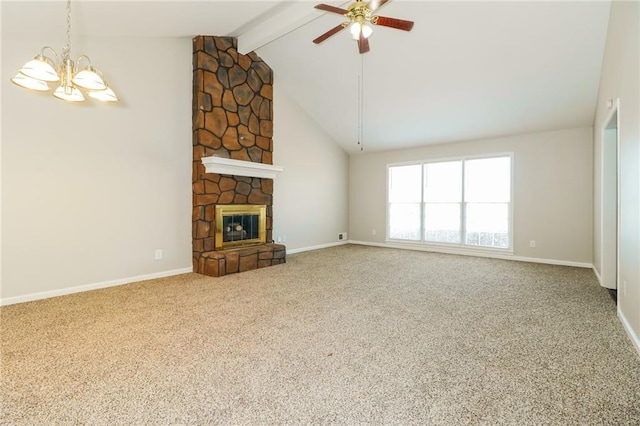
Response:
529,240,536,248
338,232,347,241
154,249,163,260
372,229,377,236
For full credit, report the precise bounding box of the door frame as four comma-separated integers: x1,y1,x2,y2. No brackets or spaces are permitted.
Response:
599,98,621,291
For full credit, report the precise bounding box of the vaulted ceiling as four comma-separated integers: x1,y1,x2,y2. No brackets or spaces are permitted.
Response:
2,1,611,153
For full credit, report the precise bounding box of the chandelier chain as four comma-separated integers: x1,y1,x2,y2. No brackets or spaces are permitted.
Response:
63,0,72,59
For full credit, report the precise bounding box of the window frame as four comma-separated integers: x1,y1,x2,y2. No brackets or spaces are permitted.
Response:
386,153,514,254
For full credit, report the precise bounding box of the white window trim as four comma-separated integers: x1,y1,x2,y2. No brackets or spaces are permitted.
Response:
386,152,514,254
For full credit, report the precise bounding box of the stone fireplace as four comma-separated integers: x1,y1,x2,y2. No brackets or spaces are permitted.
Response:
192,36,285,277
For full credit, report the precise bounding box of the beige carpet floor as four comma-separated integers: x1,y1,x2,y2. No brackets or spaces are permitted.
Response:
1,244,639,425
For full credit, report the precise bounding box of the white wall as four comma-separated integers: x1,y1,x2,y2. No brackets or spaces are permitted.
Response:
349,128,593,265
272,83,349,252
1,35,193,303
592,0,640,352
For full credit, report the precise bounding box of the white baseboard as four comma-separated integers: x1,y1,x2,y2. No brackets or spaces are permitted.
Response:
592,266,603,285
286,241,349,255
618,307,640,358
349,240,593,268
510,255,592,269
0,267,193,307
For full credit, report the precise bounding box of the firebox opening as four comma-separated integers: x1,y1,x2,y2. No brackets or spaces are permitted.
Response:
223,214,259,243
215,204,266,250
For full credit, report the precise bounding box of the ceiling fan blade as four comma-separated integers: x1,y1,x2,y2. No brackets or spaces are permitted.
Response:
373,15,414,31
358,34,370,54
314,4,349,15
313,24,347,44
368,0,390,12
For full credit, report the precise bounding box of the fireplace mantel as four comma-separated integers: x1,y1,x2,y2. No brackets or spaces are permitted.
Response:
201,156,284,179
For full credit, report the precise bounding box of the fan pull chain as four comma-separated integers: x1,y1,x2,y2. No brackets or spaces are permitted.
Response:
359,54,365,151
357,73,361,148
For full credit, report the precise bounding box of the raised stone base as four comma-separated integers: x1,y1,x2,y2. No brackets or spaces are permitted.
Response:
195,243,286,277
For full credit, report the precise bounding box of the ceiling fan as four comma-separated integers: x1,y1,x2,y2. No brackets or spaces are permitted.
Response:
312,0,414,54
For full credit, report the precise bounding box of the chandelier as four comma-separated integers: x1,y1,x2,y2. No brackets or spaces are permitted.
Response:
10,0,118,102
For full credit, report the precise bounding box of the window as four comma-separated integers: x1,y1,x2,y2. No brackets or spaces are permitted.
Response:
388,164,422,240
388,155,512,251
424,160,462,243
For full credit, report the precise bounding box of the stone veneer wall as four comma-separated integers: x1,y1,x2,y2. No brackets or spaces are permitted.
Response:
192,36,279,274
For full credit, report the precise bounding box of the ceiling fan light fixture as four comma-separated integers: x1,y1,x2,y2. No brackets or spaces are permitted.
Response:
350,22,362,39
350,21,373,39
361,22,373,38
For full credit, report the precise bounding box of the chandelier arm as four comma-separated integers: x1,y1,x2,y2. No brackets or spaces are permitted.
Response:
76,54,101,75
76,54,92,66
40,46,60,64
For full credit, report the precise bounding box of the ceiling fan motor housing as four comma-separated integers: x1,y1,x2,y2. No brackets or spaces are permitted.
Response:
347,1,373,25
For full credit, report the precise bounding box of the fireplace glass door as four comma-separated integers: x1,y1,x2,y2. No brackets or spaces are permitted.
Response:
215,204,266,249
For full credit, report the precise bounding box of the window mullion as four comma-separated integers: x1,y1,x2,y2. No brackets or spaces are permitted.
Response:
421,163,426,242
461,160,466,247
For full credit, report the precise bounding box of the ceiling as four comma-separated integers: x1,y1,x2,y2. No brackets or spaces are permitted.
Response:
2,1,611,153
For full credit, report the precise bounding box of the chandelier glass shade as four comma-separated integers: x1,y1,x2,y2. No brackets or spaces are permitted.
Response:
10,73,51,91
10,0,118,103
72,58,107,90
17,52,60,82
88,87,118,102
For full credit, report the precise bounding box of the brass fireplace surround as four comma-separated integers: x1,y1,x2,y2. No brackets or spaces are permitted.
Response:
215,204,266,249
